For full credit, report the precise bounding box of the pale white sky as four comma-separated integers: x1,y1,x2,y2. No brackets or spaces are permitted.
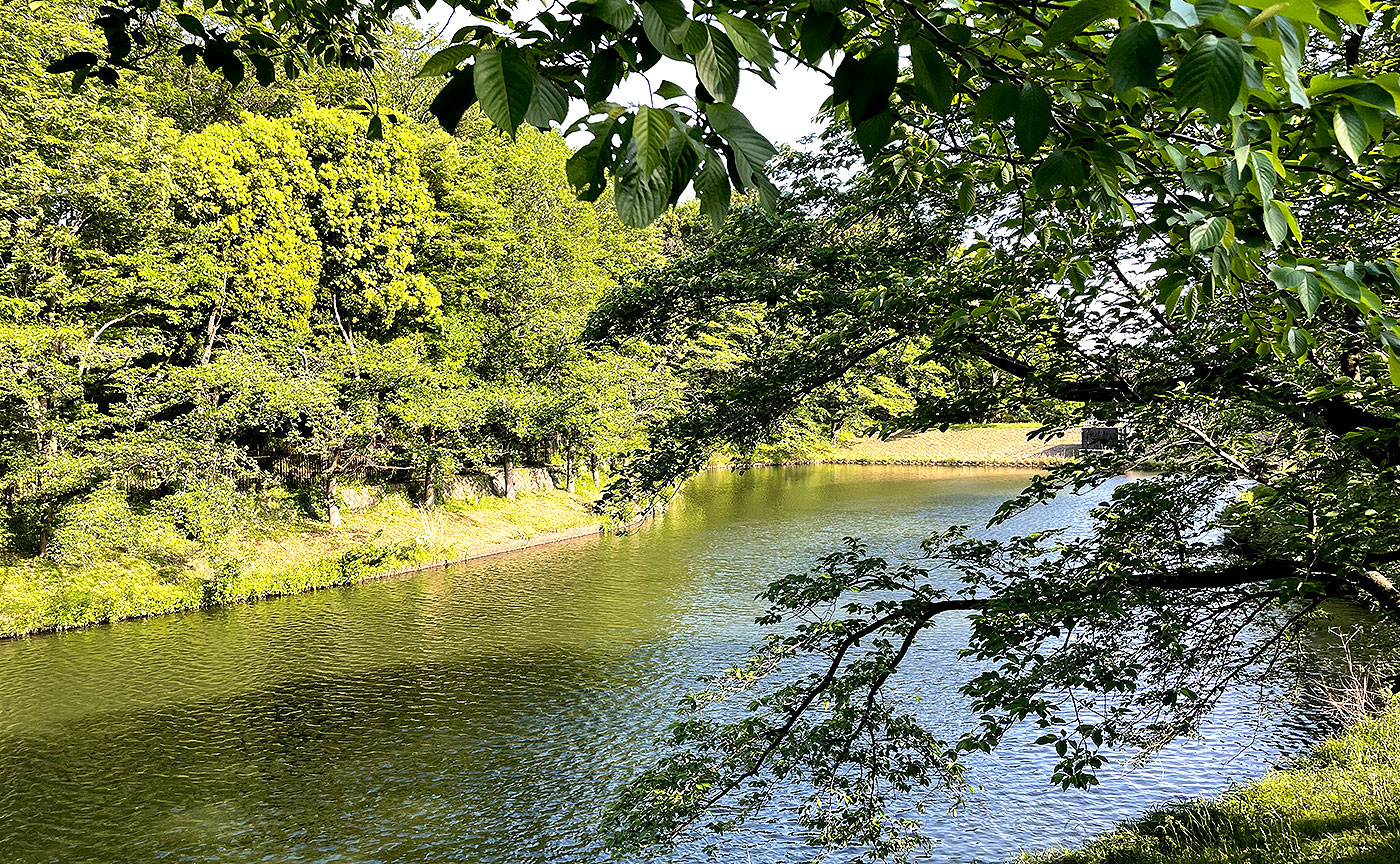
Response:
414,5,830,147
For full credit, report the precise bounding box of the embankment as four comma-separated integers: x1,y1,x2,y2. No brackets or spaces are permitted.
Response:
0,490,603,639
719,424,1089,468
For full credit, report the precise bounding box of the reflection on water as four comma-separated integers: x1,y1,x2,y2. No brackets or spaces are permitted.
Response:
0,466,1391,863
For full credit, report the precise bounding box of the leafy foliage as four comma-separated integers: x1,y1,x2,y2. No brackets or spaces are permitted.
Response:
1,3,663,560
587,110,1400,854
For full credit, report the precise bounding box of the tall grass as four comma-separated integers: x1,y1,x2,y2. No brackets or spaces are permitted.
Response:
1023,695,1400,864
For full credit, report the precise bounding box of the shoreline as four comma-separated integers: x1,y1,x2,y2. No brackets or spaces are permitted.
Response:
1,522,607,641
1,440,1070,641
1,493,661,641
0,494,615,641
708,457,1064,469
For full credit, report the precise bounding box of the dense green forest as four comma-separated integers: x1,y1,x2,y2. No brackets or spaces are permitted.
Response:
1,2,971,633
0,5,665,612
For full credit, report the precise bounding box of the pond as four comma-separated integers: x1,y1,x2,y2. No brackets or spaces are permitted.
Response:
0,465,1381,863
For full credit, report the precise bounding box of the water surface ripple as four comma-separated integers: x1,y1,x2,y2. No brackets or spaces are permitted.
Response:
0,466,1380,863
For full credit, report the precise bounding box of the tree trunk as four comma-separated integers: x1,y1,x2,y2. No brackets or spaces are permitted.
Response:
327,475,342,529
331,292,356,356
424,461,437,509
200,286,224,366
565,451,576,494
36,503,55,558
591,454,601,485
502,453,515,500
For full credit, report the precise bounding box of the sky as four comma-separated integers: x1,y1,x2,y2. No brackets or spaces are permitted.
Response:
414,5,830,147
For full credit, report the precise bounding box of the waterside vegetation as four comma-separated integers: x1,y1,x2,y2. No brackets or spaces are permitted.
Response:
1025,696,1400,864
0,485,597,638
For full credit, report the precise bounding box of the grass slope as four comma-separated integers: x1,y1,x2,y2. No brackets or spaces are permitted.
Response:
836,425,1083,466
1024,697,1400,864
0,490,597,639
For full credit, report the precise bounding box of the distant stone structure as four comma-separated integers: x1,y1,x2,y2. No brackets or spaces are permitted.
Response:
1080,426,1122,451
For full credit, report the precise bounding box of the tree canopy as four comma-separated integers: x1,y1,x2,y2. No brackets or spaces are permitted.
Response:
2,1,673,559
56,0,1400,365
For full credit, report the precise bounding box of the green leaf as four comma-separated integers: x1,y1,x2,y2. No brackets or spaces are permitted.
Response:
103,25,132,62
175,13,206,37
694,152,732,229
220,54,245,87
1268,265,1305,288
1262,201,1290,245
705,102,776,185
958,179,976,213
1106,21,1162,92
910,38,954,111
584,49,621,105
1333,104,1368,163
641,2,685,59
1320,269,1363,302
1190,216,1229,251
697,26,740,103
1389,350,1400,386
716,13,775,68
1285,327,1309,358
656,80,687,100
644,0,688,39
248,53,275,87
975,81,1020,123
848,47,898,124
798,12,836,62
1033,150,1086,193
633,105,672,174
475,47,534,134
367,114,384,140
1298,275,1322,317
855,109,896,159
1157,274,1187,317
1015,84,1052,156
1317,0,1369,26
1249,151,1277,203
592,0,637,32
566,123,613,200
429,68,477,134
756,173,779,212
47,51,99,74
417,43,475,78
1045,0,1130,46
614,162,670,227
1273,199,1302,242
1337,83,1396,112
1174,34,1245,124
524,74,568,129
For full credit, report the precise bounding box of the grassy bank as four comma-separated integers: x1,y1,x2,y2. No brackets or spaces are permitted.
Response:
0,489,598,639
715,424,1085,468
1023,696,1400,864
836,425,1080,466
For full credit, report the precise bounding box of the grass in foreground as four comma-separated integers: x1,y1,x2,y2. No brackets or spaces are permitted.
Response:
1023,696,1400,864
0,489,597,638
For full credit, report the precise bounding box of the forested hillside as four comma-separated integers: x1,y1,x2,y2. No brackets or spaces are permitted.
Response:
0,2,683,628
2,2,955,635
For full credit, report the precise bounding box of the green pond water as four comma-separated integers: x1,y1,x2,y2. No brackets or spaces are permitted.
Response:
0,465,1384,863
